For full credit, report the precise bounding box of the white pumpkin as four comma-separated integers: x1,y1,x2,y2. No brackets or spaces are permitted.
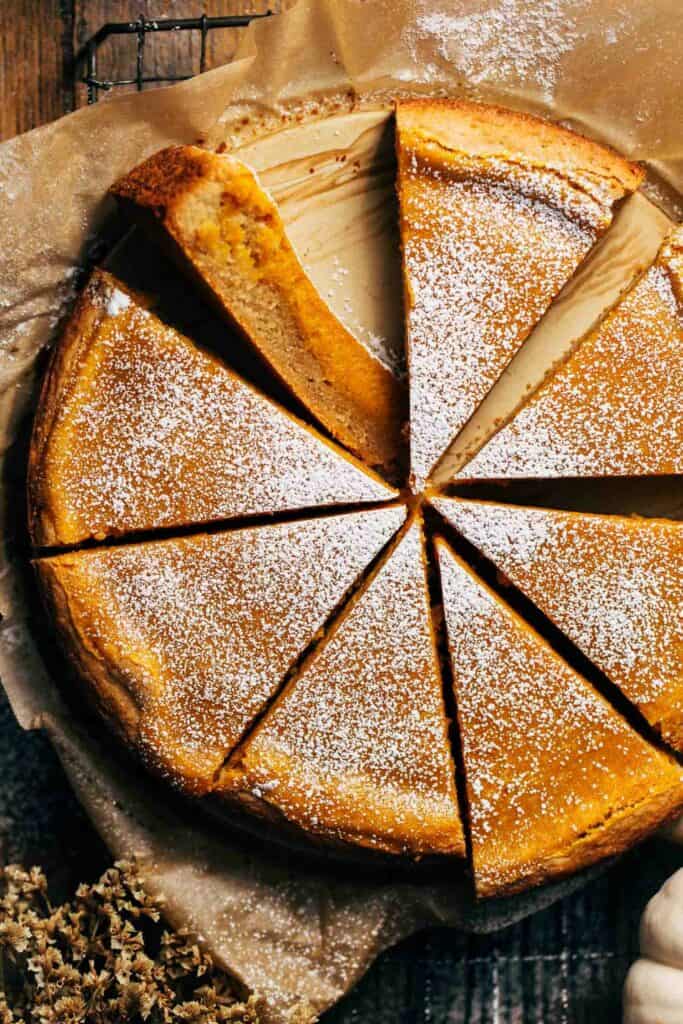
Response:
624,866,683,1023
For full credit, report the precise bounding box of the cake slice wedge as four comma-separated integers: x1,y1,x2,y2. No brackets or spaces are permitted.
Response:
220,516,464,858
436,537,683,898
35,505,406,794
110,146,406,478
432,498,683,750
395,98,644,488
29,270,395,549
452,227,683,480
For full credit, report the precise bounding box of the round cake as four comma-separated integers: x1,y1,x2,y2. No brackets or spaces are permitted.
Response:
29,99,683,899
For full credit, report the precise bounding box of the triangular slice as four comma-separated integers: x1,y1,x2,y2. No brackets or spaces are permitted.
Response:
436,537,683,897
220,517,464,857
36,505,406,793
29,270,395,548
433,498,683,749
456,227,683,480
395,98,644,488
110,147,406,478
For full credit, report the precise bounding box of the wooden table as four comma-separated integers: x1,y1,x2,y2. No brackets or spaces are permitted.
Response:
0,1,285,142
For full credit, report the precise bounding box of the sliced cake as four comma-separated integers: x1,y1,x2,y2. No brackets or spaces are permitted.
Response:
29,270,395,548
436,537,683,897
454,227,683,480
433,498,683,750
395,98,644,488
36,505,406,793
110,147,406,478
220,517,464,857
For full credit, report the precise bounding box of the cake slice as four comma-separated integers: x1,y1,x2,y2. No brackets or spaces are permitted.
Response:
436,537,683,897
110,147,406,478
433,498,683,750
395,99,644,488
453,227,683,480
29,270,395,548
35,505,406,793
220,517,464,857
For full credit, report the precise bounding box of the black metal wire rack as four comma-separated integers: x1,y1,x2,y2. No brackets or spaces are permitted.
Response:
77,12,272,104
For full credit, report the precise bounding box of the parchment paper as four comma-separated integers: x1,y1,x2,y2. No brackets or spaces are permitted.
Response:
1,2,682,1020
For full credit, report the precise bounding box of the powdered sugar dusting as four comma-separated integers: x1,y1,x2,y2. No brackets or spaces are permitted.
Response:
48,506,406,786
400,155,597,488
436,499,683,713
437,540,679,893
105,288,131,317
462,257,683,478
45,279,392,542
230,520,462,852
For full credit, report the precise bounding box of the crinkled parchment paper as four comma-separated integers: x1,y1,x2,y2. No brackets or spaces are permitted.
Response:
1,2,682,1020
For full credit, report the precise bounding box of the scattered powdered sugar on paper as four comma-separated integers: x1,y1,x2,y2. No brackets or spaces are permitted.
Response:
437,540,677,891
44,281,392,541
401,162,595,487
234,521,461,851
462,259,683,478
50,506,405,784
438,500,683,711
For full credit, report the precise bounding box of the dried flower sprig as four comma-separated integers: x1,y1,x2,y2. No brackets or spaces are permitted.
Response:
0,861,260,1023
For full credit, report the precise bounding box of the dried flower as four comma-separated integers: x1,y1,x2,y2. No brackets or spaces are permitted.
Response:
0,862,260,1023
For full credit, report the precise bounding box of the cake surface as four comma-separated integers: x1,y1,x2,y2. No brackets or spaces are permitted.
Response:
436,537,683,897
395,98,644,488
110,146,406,479
29,270,394,548
221,517,465,857
36,506,405,793
433,498,683,750
456,226,683,480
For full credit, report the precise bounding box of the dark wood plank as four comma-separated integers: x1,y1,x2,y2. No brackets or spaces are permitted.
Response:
0,0,71,140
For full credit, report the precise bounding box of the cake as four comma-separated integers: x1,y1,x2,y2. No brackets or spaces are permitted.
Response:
29,271,396,548
452,226,683,480
436,537,683,897
395,98,644,488
432,498,683,750
110,146,406,479
36,506,405,793
28,100,683,895
221,517,464,857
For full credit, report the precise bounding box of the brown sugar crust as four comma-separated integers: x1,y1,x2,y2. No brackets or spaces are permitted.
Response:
219,518,465,858
436,537,683,898
110,146,406,480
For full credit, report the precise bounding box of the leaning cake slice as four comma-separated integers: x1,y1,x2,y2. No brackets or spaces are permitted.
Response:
452,226,683,480
436,537,683,898
29,270,395,548
433,498,683,751
110,147,406,478
395,98,644,488
35,505,406,793
221,516,464,858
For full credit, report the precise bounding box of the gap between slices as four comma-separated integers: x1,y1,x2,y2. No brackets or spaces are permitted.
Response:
395,97,645,490
219,512,465,858
431,192,674,484
34,505,407,796
432,497,683,752
435,535,683,898
448,224,683,481
29,269,397,549
110,146,407,482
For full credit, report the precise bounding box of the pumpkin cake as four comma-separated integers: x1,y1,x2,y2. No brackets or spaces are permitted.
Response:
220,517,464,857
395,98,644,488
110,146,406,479
30,270,395,549
454,226,683,480
433,498,683,750
436,537,683,898
35,506,406,794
